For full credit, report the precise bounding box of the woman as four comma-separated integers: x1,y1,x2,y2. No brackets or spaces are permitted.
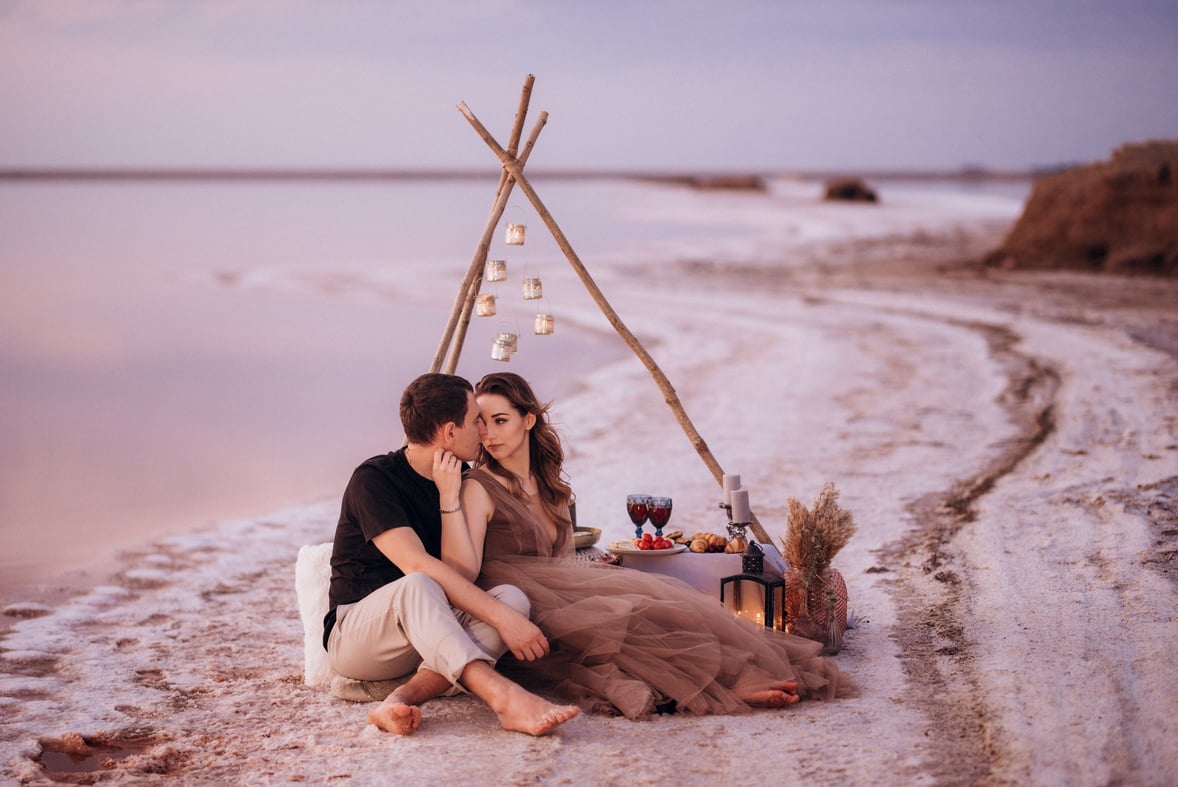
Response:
445,371,852,719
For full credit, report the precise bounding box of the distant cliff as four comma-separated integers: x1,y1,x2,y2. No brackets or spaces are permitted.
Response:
987,140,1178,275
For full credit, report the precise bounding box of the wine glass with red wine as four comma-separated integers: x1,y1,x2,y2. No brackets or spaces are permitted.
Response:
648,497,673,538
626,494,652,540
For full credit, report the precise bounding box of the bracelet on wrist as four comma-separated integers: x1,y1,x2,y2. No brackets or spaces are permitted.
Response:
440,505,462,514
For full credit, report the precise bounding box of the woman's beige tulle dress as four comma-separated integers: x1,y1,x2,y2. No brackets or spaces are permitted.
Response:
467,469,853,719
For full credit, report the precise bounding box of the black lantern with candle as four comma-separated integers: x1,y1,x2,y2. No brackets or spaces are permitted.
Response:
721,542,785,630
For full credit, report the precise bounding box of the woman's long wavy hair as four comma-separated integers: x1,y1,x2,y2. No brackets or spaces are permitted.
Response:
474,372,572,529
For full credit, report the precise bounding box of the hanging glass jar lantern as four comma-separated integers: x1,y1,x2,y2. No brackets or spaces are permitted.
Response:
485,258,507,282
505,222,526,246
522,276,543,300
534,311,554,335
476,293,497,317
491,332,515,362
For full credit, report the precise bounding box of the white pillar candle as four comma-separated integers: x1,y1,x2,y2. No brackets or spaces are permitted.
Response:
730,489,750,523
722,474,742,505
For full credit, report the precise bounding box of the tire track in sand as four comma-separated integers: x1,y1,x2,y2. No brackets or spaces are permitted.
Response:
876,316,1060,785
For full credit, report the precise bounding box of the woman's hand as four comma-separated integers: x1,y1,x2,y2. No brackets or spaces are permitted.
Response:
432,448,463,511
495,608,550,662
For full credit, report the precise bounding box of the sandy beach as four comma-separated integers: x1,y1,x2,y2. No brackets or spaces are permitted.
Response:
2,181,1177,785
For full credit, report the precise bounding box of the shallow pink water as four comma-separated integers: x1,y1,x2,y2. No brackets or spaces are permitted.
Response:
0,179,621,602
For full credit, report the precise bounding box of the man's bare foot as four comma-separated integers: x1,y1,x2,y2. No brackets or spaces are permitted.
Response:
740,680,801,708
494,685,580,736
368,701,422,735
366,669,452,736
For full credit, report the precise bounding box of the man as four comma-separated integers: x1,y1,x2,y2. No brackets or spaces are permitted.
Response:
324,372,578,736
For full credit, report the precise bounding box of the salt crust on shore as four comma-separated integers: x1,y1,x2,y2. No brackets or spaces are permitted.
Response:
3,181,1177,784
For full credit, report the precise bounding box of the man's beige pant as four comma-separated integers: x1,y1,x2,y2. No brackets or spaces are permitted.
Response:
327,572,529,687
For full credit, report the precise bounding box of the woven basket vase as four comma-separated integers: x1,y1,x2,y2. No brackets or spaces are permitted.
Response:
784,566,848,655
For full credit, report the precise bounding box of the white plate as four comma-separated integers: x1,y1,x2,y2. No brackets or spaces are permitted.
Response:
607,541,687,556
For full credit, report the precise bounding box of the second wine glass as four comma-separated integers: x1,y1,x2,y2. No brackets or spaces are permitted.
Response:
647,497,673,538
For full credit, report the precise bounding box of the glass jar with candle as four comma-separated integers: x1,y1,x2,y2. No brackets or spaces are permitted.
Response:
476,293,497,317
491,334,513,362
485,258,507,282
522,276,543,300
505,223,526,245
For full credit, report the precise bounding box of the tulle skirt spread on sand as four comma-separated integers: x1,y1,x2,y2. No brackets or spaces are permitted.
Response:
480,556,852,719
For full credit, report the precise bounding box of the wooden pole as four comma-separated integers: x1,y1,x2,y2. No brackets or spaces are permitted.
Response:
456,100,771,545
443,114,547,374
430,75,537,374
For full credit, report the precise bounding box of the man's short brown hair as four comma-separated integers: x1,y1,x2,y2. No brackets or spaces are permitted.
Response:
400,373,474,444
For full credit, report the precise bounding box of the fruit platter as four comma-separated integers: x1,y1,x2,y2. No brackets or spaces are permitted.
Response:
608,530,751,555
608,531,685,554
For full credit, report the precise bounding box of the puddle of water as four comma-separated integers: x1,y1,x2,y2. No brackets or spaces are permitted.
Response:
38,736,151,778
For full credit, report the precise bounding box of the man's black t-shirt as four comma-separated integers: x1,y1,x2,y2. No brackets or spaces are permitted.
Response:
322,448,443,647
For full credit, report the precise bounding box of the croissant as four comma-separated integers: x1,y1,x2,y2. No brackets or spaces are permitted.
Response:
724,537,748,554
706,533,728,551
689,538,710,553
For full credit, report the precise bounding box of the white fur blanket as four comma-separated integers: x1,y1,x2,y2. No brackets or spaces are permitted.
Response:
294,542,337,687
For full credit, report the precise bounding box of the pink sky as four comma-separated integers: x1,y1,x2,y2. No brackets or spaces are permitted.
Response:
1,0,1176,171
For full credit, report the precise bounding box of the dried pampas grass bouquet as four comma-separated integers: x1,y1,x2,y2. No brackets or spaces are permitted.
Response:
782,482,856,654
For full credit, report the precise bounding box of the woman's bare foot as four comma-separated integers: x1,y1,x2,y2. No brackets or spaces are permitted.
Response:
366,669,452,735
740,680,801,708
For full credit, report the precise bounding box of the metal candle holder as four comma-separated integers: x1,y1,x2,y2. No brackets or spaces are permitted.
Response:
718,501,750,541
728,521,750,541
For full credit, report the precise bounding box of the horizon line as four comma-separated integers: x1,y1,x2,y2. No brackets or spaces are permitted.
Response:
0,165,1043,183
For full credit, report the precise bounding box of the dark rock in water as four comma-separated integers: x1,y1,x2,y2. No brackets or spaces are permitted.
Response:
986,140,1178,275
823,177,878,203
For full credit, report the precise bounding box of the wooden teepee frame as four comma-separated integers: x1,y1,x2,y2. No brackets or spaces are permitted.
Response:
430,74,770,544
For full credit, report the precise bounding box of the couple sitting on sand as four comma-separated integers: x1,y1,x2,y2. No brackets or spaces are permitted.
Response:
323,372,851,736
